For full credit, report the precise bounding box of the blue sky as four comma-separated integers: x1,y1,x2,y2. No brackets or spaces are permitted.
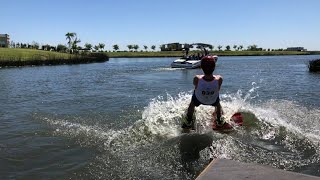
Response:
1,0,320,50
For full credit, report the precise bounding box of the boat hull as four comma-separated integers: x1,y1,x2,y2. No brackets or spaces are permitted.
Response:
171,59,201,69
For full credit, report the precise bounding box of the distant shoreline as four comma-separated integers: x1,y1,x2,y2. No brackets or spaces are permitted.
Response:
1,48,319,67
107,50,320,58
107,53,318,58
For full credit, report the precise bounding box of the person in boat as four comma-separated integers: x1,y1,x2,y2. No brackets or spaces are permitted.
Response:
182,55,232,130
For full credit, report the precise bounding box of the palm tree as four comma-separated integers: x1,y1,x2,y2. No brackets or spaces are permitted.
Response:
247,44,258,51
65,32,76,53
94,45,99,52
127,45,133,51
71,37,81,53
233,45,237,51
151,45,156,51
252,44,258,50
239,45,243,51
225,45,231,51
113,44,119,51
98,43,105,52
218,45,222,51
209,45,214,51
143,45,148,52
133,44,139,51
31,41,39,49
84,43,92,51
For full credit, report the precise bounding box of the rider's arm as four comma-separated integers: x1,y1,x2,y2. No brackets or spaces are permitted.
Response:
215,75,223,90
193,75,200,89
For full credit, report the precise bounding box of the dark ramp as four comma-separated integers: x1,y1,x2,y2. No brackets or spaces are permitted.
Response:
196,159,320,180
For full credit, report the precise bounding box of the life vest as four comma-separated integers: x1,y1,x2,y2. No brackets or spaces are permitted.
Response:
194,75,219,105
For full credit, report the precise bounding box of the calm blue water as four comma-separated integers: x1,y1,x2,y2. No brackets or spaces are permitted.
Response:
0,55,319,179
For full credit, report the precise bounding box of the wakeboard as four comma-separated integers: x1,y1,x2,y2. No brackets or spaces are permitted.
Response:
212,112,244,132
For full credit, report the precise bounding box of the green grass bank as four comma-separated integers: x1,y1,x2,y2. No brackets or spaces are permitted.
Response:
0,48,109,67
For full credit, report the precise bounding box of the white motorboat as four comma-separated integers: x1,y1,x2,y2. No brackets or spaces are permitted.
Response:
171,55,217,69
170,43,217,69
171,58,201,69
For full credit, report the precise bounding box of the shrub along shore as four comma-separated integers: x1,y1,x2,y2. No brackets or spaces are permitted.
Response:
0,48,109,67
1,48,319,67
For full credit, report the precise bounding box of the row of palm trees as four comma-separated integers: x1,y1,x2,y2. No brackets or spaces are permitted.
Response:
65,32,277,53
83,43,105,52
65,32,151,53
65,32,105,53
66,32,241,52
222,45,244,51
125,45,157,52
5,31,277,52
65,32,158,53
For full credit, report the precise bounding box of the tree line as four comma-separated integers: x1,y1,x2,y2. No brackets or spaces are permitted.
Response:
7,32,288,53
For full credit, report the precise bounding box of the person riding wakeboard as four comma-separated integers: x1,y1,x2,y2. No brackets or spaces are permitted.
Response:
182,55,232,131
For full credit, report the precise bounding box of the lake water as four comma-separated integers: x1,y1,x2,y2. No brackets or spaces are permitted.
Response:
0,55,319,179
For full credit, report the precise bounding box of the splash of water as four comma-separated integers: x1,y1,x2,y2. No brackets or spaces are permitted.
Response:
38,84,320,176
